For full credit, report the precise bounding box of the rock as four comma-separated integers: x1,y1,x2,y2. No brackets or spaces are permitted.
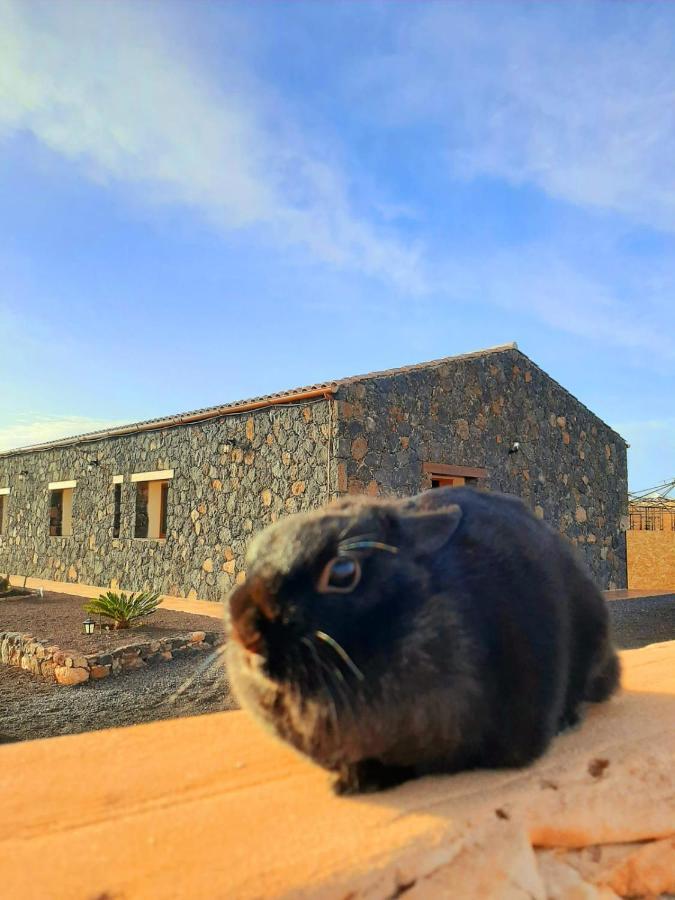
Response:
456,419,470,440
202,558,213,573
291,481,306,496
576,506,588,524
54,666,89,686
351,437,368,461
189,632,206,643
40,660,55,680
260,489,272,507
89,665,111,680
121,657,145,672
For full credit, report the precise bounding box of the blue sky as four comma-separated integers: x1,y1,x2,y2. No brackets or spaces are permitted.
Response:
0,0,673,491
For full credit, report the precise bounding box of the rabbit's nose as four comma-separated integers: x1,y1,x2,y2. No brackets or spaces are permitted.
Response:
229,577,278,655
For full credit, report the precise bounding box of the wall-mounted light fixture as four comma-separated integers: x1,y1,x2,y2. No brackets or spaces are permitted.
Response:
86,459,101,472
508,441,521,455
18,470,29,480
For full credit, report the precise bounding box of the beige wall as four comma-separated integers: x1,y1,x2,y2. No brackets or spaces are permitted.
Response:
61,487,73,537
627,530,675,591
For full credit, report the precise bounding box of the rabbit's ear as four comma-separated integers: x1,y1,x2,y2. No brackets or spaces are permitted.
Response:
397,505,462,555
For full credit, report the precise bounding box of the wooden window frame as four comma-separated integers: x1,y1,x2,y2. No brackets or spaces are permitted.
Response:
113,483,122,538
0,488,7,535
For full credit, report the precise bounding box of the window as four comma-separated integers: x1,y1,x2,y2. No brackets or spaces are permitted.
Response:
423,464,487,490
0,487,8,535
113,482,122,538
130,470,173,539
48,480,76,537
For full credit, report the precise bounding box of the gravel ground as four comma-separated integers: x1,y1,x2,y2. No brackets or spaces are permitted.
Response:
0,650,238,745
608,593,675,650
1,593,672,746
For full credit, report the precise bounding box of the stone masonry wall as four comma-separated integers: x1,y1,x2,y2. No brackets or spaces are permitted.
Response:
0,400,331,601
332,348,628,589
0,628,223,685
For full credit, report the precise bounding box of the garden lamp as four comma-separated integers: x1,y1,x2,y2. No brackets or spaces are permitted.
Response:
83,617,96,635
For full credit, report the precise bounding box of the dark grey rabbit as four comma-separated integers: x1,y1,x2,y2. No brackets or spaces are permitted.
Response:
226,487,620,794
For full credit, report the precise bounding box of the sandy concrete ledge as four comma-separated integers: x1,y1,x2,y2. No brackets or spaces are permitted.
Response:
1,643,673,899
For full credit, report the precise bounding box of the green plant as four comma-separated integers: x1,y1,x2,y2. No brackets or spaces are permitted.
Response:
84,590,161,629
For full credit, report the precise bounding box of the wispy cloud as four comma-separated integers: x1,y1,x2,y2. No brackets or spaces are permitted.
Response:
358,2,675,231
0,0,424,291
1,0,673,368
441,248,675,363
0,415,123,452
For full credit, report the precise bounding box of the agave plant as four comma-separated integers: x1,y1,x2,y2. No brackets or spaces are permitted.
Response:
84,590,161,629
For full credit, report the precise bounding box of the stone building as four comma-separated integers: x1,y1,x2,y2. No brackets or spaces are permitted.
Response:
0,343,628,598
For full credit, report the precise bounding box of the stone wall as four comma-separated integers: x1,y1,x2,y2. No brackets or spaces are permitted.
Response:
627,531,675,591
0,401,332,600
332,347,628,589
0,628,223,685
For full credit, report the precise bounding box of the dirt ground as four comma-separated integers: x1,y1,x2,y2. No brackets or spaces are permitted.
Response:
0,590,225,653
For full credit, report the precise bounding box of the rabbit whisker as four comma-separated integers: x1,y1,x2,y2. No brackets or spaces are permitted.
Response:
315,630,365,682
339,541,399,554
301,636,339,737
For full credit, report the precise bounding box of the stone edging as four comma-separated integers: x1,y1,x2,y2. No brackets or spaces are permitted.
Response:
0,630,224,686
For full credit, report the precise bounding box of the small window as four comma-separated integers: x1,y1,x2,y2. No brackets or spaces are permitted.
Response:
49,487,74,537
431,476,468,488
0,489,8,535
159,481,169,540
113,483,122,538
133,477,170,539
423,464,487,491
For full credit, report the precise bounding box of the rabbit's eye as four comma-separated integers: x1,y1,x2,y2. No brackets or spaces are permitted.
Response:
317,556,361,593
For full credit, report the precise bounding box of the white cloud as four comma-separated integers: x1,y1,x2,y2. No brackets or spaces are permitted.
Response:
0,416,124,453
444,249,675,362
0,0,424,291
358,3,675,231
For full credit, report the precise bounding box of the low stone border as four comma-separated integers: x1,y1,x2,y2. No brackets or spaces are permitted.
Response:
0,630,224,686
